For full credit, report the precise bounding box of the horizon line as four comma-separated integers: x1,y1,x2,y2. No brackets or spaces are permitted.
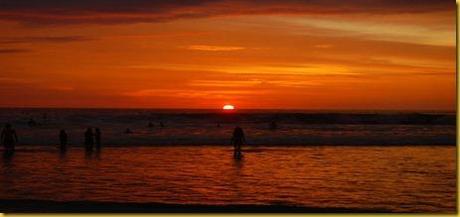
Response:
0,106,455,113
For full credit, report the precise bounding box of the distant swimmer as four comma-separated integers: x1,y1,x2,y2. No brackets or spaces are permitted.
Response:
84,128,94,152
28,118,37,127
231,126,246,159
95,128,101,151
1,123,18,153
125,128,133,134
59,129,68,152
269,121,278,130
148,122,154,128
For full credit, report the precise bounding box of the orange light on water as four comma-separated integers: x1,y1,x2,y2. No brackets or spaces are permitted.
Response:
223,105,235,110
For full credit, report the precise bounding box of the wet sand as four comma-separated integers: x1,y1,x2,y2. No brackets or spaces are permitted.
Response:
0,199,393,213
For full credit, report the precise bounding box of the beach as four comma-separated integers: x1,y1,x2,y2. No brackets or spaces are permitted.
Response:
0,199,394,213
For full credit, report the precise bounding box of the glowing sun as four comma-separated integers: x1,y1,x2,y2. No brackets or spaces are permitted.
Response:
223,104,235,110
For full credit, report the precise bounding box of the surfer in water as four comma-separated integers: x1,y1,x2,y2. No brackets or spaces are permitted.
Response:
231,126,246,159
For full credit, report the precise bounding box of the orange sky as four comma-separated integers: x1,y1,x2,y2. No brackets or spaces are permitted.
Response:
0,1,456,110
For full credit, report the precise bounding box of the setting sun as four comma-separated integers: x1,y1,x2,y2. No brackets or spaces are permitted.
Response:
223,105,235,110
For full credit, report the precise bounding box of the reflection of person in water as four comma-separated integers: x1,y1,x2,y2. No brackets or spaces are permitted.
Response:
231,126,245,159
1,123,18,153
59,129,67,152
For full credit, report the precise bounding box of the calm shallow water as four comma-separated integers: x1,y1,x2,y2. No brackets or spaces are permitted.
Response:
0,146,456,213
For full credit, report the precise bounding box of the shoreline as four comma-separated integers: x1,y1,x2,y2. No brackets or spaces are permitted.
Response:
0,144,456,152
0,199,394,213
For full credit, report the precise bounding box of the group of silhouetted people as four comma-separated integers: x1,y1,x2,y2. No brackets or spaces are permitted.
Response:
1,123,103,156
3,122,248,159
58,128,102,153
59,128,102,153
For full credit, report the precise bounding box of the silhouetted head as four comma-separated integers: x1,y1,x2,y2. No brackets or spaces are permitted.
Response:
95,128,100,132
5,123,11,129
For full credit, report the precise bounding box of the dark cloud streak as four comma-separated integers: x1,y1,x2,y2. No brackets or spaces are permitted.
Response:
0,0,454,25
0,36,95,44
0,48,31,54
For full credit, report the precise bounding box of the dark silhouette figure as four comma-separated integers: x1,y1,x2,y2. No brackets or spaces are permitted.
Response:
269,121,278,130
95,128,101,151
1,123,18,153
231,126,245,159
125,128,133,134
59,129,68,152
148,122,154,128
84,128,94,152
159,121,165,128
28,118,37,127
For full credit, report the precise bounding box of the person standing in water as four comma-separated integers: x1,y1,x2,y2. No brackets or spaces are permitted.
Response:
84,128,94,152
59,129,68,152
95,128,101,151
231,126,246,159
1,123,18,153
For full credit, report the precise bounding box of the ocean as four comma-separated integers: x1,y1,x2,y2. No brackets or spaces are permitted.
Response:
0,108,456,213
0,146,456,212
0,108,456,146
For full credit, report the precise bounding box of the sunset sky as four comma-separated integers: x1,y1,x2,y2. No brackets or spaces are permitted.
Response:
0,0,455,110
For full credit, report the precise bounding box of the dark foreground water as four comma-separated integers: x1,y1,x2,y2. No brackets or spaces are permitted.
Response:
0,146,456,213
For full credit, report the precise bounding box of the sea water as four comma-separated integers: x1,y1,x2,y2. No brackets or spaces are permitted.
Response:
0,108,455,146
0,146,456,212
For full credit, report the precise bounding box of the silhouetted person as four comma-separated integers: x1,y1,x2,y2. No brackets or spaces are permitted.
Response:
59,129,67,152
231,126,245,159
148,122,154,128
95,128,101,151
84,128,94,152
269,121,278,130
1,123,18,153
159,121,165,128
28,118,37,127
125,128,133,134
